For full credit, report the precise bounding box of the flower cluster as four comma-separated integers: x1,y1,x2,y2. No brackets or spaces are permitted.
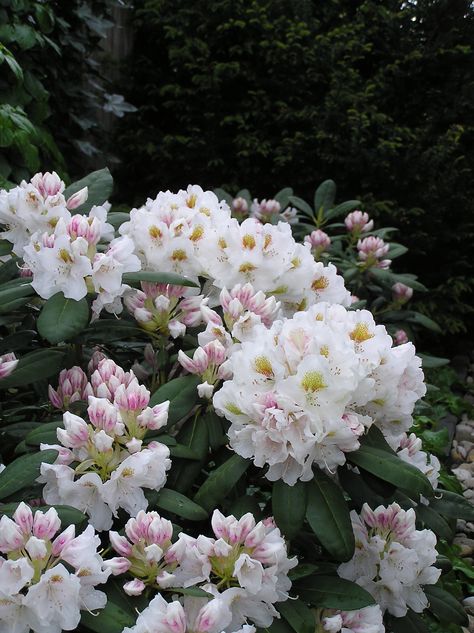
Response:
109,509,296,631
396,432,440,491
214,302,426,483
0,503,109,633
39,359,171,530
49,366,93,411
357,237,391,270
124,282,205,337
338,503,440,616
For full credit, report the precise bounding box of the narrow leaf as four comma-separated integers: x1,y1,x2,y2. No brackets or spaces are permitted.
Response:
0,449,57,499
194,454,250,512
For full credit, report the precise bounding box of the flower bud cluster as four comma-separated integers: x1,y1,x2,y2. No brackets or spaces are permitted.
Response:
0,502,109,633
357,236,391,270
39,359,171,530
338,503,440,617
124,282,205,337
304,229,331,257
214,302,426,484
344,210,374,234
109,509,296,632
48,366,93,410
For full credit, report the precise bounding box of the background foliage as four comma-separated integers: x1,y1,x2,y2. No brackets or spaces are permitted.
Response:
114,0,474,342
0,0,128,186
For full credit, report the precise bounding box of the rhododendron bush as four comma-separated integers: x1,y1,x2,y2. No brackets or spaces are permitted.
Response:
0,169,472,633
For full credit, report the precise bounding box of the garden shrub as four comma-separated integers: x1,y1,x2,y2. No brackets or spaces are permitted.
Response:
114,0,474,338
0,168,472,633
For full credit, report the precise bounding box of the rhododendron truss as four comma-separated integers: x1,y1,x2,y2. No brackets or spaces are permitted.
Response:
0,169,470,633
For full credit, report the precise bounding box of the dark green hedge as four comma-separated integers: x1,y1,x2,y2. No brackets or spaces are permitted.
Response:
114,0,474,338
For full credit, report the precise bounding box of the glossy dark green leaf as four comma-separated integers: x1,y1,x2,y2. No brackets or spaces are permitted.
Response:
272,479,308,540
150,375,201,425
0,281,34,313
306,471,354,561
122,270,199,288
25,420,63,446
0,449,57,499
194,454,250,512
37,293,89,343
296,575,375,610
166,412,209,493
415,504,454,540
347,445,433,499
314,179,336,213
277,599,314,633
425,586,468,626
430,489,474,521
0,349,65,389
80,599,135,633
64,167,113,214
148,488,208,520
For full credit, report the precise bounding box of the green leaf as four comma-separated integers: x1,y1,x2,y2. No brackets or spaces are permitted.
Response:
274,187,293,209
166,412,209,493
418,354,450,369
122,271,199,288
429,489,474,521
347,445,433,499
424,586,468,626
415,504,454,540
107,211,130,229
277,599,314,633
194,454,250,512
306,471,355,561
288,195,314,218
0,503,86,526
63,167,113,214
314,179,336,213
25,421,63,446
148,488,208,521
0,449,57,499
272,479,308,540
0,349,65,389
369,269,428,292
0,240,13,257
81,319,145,342
325,200,361,222
169,444,199,459
37,293,89,344
80,599,135,633
149,375,201,426
213,188,234,206
0,282,34,313
296,575,375,610
387,610,430,633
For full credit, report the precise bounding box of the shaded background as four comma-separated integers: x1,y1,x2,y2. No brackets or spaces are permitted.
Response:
1,0,473,347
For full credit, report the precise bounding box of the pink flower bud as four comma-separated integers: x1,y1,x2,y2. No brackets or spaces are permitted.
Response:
250,198,281,219
114,380,150,412
12,502,33,534
49,367,91,411
232,197,249,215
66,186,88,210
67,213,101,245
393,329,409,345
104,557,132,575
51,525,75,557
304,229,331,251
0,515,26,551
87,396,120,432
87,350,108,375
109,530,133,556
0,352,18,380
32,508,61,540
31,171,64,198
19,266,33,278
57,412,89,448
345,210,374,233
148,516,173,545
123,579,146,596
392,282,413,303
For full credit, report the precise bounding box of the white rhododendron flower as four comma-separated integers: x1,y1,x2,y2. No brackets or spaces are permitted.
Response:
38,359,170,530
0,502,109,633
322,605,385,633
214,302,427,483
338,503,440,616
396,432,440,491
